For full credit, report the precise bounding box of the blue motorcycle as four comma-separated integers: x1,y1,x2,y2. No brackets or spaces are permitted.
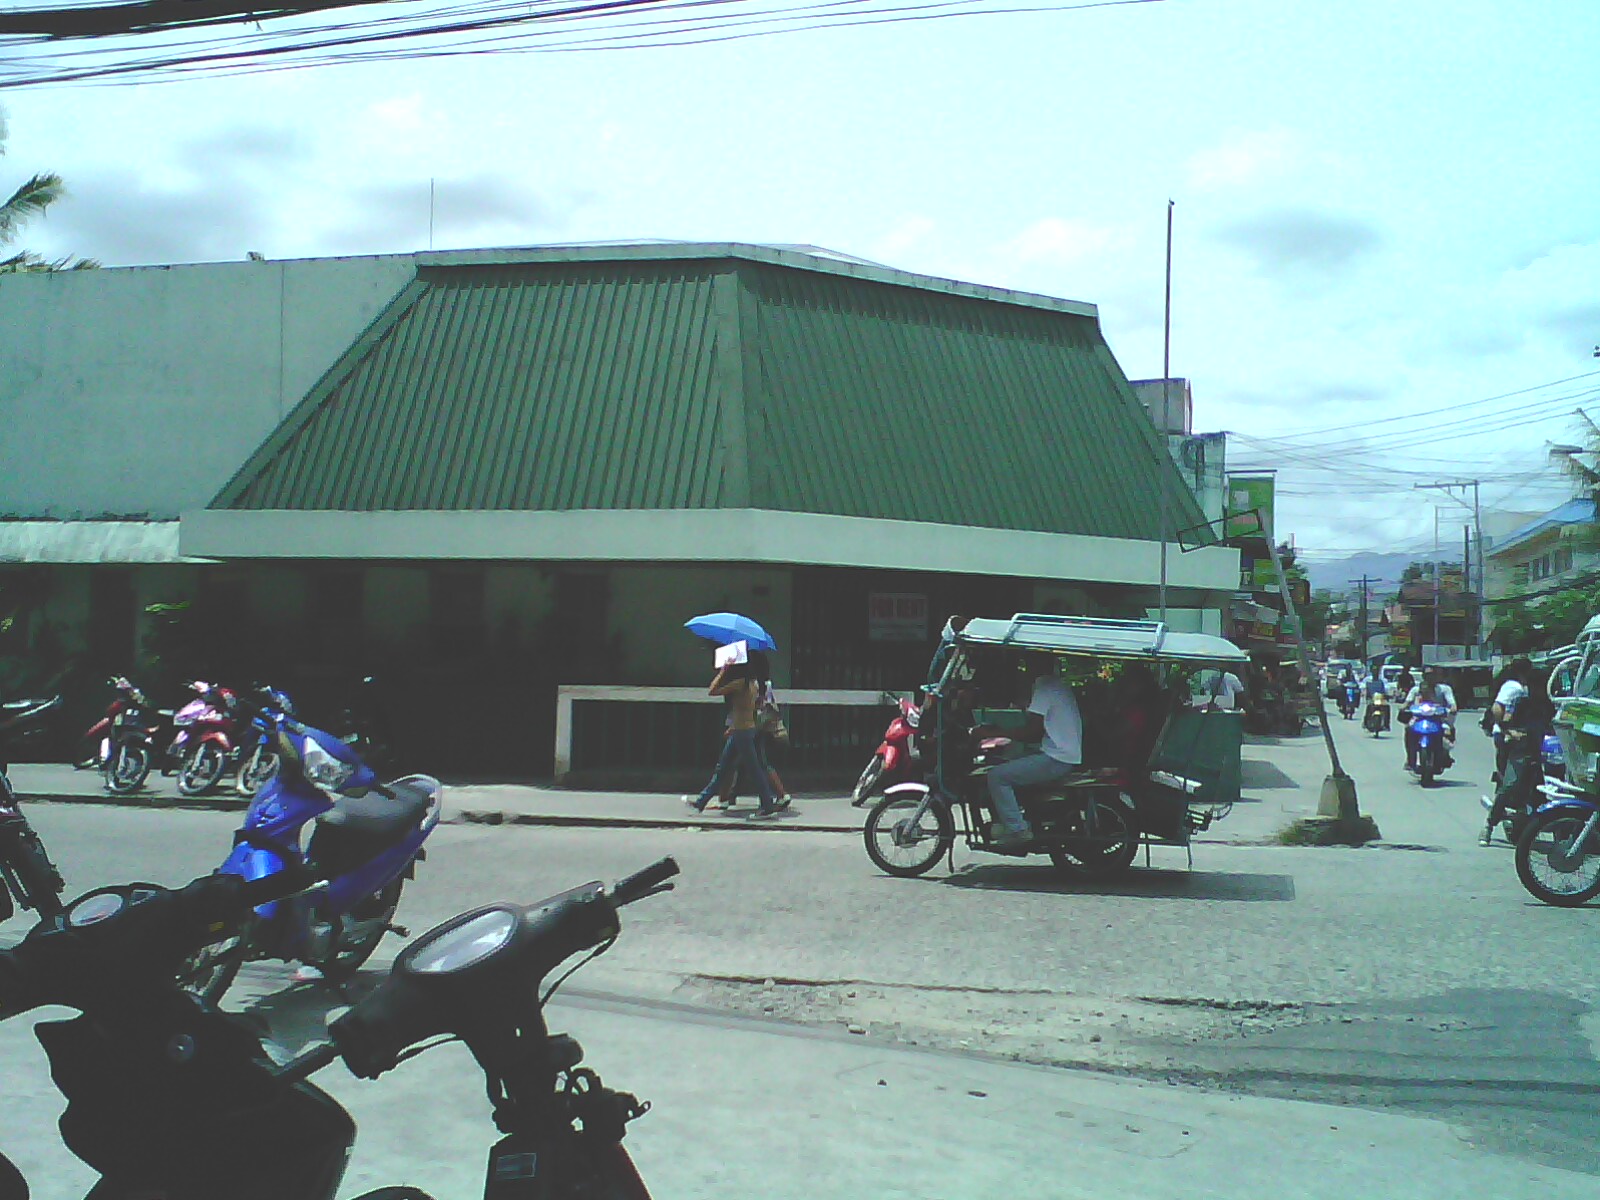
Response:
179,710,441,1002
1405,700,1451,786
1515,777,1600,906
234,683,295,797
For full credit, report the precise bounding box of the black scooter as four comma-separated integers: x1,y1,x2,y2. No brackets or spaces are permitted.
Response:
0,854,678,1199
0,696,67,923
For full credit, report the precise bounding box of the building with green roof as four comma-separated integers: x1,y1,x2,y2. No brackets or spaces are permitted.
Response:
2,242,1238,776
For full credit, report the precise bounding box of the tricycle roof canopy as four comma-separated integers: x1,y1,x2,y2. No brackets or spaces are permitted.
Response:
955,614,1250,665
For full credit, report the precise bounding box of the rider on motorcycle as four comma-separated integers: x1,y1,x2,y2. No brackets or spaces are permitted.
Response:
1481,658,1553,846
1402,669,1456,772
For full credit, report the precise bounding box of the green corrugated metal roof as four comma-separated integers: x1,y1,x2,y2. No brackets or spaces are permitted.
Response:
214,248,1203,541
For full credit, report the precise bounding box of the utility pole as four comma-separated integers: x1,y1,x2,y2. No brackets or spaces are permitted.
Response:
1351,575,1378,665
1157,199,1174,625
1415,480,1484,653
1463,525,1472,656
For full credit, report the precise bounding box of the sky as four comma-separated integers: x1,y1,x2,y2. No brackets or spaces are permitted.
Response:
4,0,1598,566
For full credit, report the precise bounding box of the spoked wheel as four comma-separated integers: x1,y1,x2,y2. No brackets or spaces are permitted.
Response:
851,755,887,808
177,742,227,796
1515,810,1600,907
104,742,151,795
1048,799,1140,879
326,878,405,980
178,927,249,1005
237,745,280,796
863,793,953,877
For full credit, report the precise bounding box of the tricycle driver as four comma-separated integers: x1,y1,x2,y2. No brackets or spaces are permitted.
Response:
970,653,1083,848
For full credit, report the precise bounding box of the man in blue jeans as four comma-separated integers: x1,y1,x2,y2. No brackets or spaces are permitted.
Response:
972,654,1082,848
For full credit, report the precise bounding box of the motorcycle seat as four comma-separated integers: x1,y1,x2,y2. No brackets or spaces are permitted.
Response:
309,780,433,874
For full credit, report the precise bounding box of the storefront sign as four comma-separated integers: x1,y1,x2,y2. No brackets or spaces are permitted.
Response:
868,593,929,641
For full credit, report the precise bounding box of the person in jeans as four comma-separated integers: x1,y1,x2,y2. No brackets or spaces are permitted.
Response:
682,658,782,820
972,653,1082,848
716,652,791,810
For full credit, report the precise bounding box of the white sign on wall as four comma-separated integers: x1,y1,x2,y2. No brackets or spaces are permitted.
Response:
868,593,929,641
1422,644,1468,665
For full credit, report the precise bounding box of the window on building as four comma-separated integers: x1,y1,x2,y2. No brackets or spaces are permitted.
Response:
430,568,486,657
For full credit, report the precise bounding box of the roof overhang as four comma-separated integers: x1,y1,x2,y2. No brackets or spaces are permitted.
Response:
180,508,1239,596
0,520,207,564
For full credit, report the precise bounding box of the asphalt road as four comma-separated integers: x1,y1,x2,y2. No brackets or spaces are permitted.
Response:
4,716,1598,1189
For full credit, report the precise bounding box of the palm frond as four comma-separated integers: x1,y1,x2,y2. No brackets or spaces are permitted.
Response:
0,249,98,274
0,172,64,244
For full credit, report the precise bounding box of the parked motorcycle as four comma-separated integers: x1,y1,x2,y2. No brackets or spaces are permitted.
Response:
851,693,922,807
1405,700,1452,786
76,676,143,774
168,680,245,796
0,696,67,923
177,713,442,1003
1363,690,1391,736
0,856,676,1199
102,679,172,796
234,682,295,796
1514,778,1600,906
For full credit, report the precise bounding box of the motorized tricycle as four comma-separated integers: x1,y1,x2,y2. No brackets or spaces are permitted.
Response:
861,614,1246,880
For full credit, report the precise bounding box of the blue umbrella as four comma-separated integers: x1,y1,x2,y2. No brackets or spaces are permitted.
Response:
684,612,777,652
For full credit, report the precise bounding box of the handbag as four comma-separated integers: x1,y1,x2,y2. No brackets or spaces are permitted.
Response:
757,688,789,743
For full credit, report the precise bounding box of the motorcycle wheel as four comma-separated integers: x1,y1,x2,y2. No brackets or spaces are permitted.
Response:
1515,810,1600,907
327,879,405,980
103,742,151,795
1049,799,1140,879
236,746,280,796
851,755,887,808
177,742,227,796
863,793,952,877
1419,760,1435,787
178,928,248,1004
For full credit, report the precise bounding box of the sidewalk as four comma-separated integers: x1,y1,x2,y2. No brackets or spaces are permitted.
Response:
6,732,1380,842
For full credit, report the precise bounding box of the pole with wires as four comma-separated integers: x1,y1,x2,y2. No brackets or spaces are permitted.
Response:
1157,199,1173,626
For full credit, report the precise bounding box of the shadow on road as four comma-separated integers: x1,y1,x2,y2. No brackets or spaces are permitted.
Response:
940,864,1296,902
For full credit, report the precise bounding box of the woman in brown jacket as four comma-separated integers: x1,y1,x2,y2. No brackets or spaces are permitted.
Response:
683,660,782,819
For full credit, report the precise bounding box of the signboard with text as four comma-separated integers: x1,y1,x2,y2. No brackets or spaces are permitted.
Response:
868,593,929,641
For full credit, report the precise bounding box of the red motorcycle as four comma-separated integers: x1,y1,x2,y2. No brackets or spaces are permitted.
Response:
75,677,143,771
851,694,923,807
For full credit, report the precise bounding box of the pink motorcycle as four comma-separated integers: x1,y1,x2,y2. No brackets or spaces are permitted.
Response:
168,681,244,796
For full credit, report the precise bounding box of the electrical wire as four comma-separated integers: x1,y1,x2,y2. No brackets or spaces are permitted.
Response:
0,0,1170,87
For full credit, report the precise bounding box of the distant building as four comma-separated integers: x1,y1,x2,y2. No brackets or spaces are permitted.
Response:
1485,498,1599,602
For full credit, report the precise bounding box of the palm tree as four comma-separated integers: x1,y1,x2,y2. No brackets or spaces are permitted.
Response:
0,110,96,272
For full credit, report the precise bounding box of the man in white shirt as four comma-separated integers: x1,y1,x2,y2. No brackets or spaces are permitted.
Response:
1212,670,1246,711
972,654,1082,848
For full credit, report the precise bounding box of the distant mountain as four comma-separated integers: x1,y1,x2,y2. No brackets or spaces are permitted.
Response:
1300,552,1417,595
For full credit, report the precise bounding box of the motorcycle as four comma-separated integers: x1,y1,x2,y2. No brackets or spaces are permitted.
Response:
1362,690,1391,736
1404,700,1452,786
168,680,246,796
235,682,295,796
0,856,677,1198
1542,730,1566,781
1514,778,1600,907
102,679,172,796
851,693,922,807
75,676,142,772
177,711,442,1003
1338,679,1361,720
0,696,67,923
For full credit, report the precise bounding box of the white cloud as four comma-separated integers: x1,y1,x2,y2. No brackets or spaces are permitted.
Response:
992,216,1133,269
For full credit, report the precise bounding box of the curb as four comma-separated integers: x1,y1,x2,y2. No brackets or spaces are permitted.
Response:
450,809,861,834
25,790,249,813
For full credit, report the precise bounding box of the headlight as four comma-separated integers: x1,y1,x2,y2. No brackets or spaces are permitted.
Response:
405,908,518,975
302,737,357,792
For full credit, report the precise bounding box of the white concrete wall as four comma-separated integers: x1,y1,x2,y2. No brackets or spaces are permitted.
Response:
0,256,416,519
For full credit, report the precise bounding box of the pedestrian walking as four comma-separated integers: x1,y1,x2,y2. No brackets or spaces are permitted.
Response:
716,651,791,810
682,655,783,819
